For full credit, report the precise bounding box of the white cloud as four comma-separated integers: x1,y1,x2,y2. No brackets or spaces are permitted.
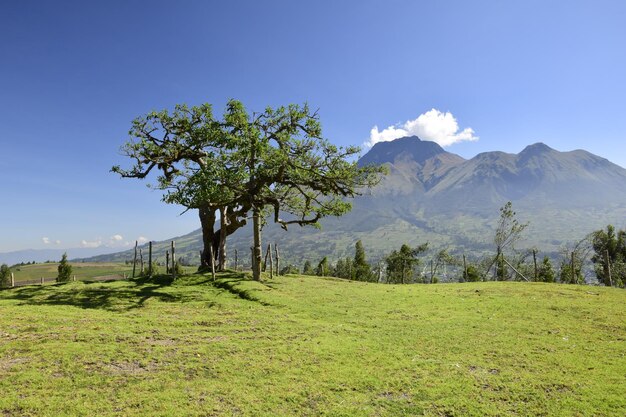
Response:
42,237,50,244
81,239,102,248
55,240,61,245
111,234,123,242
137,236,148,245
366,109,478,148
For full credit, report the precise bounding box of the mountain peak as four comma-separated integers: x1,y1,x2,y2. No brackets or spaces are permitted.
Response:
359,136,457,166
520,142,554,156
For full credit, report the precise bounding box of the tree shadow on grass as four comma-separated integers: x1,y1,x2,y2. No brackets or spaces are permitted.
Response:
1,274,215,311
210,272,274,306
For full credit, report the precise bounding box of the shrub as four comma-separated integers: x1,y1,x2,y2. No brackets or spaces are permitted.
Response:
0,264,11,288
57,253,73,282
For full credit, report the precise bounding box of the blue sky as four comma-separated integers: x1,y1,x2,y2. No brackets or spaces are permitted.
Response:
1,0,625,253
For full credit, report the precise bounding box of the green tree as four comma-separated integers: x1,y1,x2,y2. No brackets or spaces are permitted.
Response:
463,264,482,282
537,256,555,283
591,225,626,286
114,100,385,281
0,264,11,288
334,258,352,279
352,240,373,281
302,260,315,275
316,257,330,277
385,243,428,284
559,236,592,285
112,104,247,271
57,253,72,283
222,101,385,281
428,249,456,283
490,201,528,280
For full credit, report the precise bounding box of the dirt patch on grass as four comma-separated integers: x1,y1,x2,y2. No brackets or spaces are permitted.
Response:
82,360,159,375
0,357,28,371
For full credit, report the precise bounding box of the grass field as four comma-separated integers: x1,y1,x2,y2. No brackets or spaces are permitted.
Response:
8,262,133,283
8,262,197,283
0,272,624,416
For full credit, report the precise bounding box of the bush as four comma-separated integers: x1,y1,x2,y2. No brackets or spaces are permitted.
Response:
57,253,72,282
0,264,11,288
463,265,482,282
173,261,184,277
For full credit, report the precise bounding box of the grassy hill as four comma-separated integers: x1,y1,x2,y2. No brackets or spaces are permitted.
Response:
8,262,133,283
0,272,624,416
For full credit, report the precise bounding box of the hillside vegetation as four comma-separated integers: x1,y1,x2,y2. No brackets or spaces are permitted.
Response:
0,272,624,416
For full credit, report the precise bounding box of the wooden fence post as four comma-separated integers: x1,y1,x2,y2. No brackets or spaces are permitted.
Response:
570,251,575,284
268,243,274,279
234,249,238,272
73,275,76,282
171,241,176,279
604,249,613,287
139,249,144,275
263,244,270,272
132,240,138,278
166,250,170,274
274,243,280,276
463,254,467,282
40,277,44,285
533,249,538,282
148,241,153,276
10,272,14,288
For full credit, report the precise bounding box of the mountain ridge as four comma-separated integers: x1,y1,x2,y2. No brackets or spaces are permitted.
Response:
74,137,626,266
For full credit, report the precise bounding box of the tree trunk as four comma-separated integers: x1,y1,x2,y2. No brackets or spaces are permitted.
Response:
533,249,538,282
199,205,217,268
218,206,228,271
252,207,262,281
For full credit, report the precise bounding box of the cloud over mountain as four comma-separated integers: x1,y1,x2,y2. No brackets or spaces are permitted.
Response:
367,109,478,148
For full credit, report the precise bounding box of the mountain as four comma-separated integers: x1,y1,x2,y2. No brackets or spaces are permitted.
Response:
0,247,123,266
83,137,626,267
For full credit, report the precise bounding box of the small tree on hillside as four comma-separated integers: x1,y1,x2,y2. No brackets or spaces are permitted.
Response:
463,264,482,282
537,256,555,283
316,257,330,277
352,240,373,281
559,236,592,284
591,225,626,287
302,260,315,275
57,253,72,283
489,201,528,280
0,264,11,288
385,243,428,284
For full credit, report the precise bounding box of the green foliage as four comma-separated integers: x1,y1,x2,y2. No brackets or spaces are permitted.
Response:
302,260,315,276
559,261,584,284
385,243,428,284
591,225,626,286
316,257,330,277
334,257,353,279
463,264,482,282
495,202,528,249
113,100,386,278
0,264,11,288
537,256,555,283
279,264,299,275
352,240,373,281
141,262,159,277
173,261,184,277
56,253,72,283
